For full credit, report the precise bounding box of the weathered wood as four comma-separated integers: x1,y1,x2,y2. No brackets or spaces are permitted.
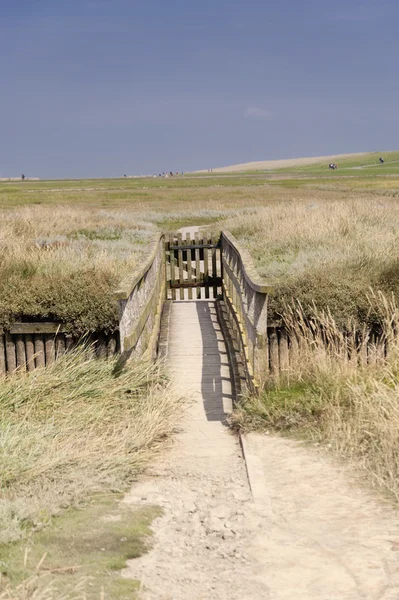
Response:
269,328,279,378
177,233,184,301
9,322,66,334
279,328,289,374
169,278,222,289
5,334,17,374
195,232,201,299
65,335,74,353
56,335,66,358
16,335,27,371
107,333,117,358
34,335,45,368
169,233,176,301
289,332,299,371
96,333,107,359
45,334,56,365
211,233,218,298
169,243,218,250
0,334,6,375
186,232,193,300
25,334,35,372
204,232,210,299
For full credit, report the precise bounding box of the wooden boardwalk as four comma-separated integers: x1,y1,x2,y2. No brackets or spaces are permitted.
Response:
166,300,233,423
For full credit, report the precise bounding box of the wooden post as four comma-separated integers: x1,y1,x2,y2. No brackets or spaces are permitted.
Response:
45,334,56,365
5,334,17,374
269,328,279,379
211,233,217,299
203,232,210,299
25,334,35,372
0,334,6,375
34,335,45,368
177,232,184,301
56,335,66,358
279,328,289,376
107,333,117,358
16,335,27,371
195,231,201,300
186,232,193,300
169,233,176,301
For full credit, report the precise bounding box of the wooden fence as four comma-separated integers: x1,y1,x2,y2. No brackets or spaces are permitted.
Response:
0,324,119,376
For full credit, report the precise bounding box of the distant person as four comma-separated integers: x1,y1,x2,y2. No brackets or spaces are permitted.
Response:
379,157,384,164
21,173,25,180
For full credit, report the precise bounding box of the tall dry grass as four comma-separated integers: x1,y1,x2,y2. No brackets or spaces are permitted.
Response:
222,197,399,326
233,293,399,501
0,348,184,545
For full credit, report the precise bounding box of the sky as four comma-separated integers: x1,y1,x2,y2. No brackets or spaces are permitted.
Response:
0,0,398,178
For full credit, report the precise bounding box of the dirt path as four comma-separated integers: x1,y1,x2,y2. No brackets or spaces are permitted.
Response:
122,301,399,599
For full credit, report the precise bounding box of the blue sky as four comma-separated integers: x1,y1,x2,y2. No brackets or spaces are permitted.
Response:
0,0,398,178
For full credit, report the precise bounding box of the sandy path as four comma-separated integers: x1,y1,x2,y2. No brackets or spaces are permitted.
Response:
122,301,399,599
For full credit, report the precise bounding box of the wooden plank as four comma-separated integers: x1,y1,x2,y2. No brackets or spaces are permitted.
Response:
279,328,289,374
16,335,27,371
169,243,218,250
0,334,6,375
204,232,209,299
5,334,17,374
25,335,35,372
212,233,218,298
9,322,66,334
269,328,279,378
65,335,74,353
177,232,184,300
56,335,66,358
45,334,56,365
169,233,176,301
169,278,222,289
186,232,193,300
195,231,201,299
34,335,45,368
107,333,117,358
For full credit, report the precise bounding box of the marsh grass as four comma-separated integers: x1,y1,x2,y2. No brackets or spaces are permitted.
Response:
0,347,184,545
233,294,399,501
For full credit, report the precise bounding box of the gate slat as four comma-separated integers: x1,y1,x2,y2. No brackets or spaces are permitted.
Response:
203,231,209,299
211,233,218,299
169,233,176,301
177,233,184,300
194,232,201,299
186,232,193,300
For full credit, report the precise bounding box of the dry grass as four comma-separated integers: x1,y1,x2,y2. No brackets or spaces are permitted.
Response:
222,196,399,326
233,294,399,501
0,348,184,545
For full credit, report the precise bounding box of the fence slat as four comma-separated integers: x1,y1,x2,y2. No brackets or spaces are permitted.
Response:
5,334,17,374
25,334,35,372
204,231,209,299
269,328,279,378
34,335,45,368
107,333,117,358
45,334,56,365
279,329,289,374
211,233,218,299
16,335,27,371
169,233,176,301
56,335,66,358
177,232,184,301
0,334,6,375
195,231,201,299
186,232,193,300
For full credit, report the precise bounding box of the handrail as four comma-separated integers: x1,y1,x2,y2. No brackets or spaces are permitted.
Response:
116,233,165,360
220,231,273,391
221,231,273,295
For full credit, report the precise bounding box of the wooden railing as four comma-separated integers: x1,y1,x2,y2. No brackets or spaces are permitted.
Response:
220,231,273,392
115,233,165,362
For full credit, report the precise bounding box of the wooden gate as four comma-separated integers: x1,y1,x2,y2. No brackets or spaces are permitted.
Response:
165,232,222,300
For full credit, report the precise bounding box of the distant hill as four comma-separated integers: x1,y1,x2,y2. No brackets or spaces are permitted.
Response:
199,151,397,173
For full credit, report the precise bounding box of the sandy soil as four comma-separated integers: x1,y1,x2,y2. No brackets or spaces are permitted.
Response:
198,152,371,173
